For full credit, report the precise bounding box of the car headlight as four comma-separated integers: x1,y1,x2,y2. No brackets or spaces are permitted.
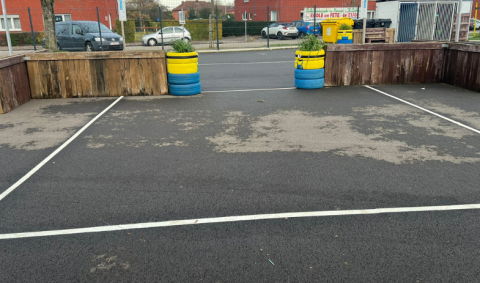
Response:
120,37,124,41
94,38,107,42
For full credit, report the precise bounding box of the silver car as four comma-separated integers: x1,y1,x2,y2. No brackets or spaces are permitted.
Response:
142,26,192,46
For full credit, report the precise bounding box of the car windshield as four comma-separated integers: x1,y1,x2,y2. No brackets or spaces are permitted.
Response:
79,23,112,33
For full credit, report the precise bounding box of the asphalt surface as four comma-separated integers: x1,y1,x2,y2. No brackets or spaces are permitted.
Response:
1,49,480,282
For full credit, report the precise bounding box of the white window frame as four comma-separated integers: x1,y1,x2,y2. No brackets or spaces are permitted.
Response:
271,11,277,22
55,14,72,22
0,15,22,31
244,0,249,2
367,11,375,19
249,13,252,20
242,12,247,21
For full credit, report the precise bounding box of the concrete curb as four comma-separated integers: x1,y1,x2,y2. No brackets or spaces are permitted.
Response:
197,46,297,53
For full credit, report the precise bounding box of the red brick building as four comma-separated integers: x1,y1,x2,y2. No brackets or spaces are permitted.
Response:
0,0,118,33
234,0,377,22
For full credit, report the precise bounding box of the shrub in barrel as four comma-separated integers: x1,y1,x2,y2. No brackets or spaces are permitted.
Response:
295,35,326,89
337,23,353,44
167,39,201,96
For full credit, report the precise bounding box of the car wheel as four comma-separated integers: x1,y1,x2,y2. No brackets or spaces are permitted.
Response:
148,38,157,46
85,42,94,52
299,32,306,38
277,32,283,40
182,37,190,43
261,31,267,38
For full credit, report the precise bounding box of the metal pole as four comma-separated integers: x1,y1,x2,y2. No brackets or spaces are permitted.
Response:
28,7,37,51
245,11,247,43
253,0,256,21
1,0,12,56
121,21,126,50
159,7,164,50
455,0,462,42
215,5,220,50
475,3,478,37
267,6,270,48
96,7,103,51
314,5,316,37
357,5,360,19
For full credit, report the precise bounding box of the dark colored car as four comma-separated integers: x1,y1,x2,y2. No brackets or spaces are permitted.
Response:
42,21,123,51
291,21,322,37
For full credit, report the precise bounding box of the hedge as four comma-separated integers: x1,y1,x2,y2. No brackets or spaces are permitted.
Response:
223,21,272,37
0,32,45,47
115,20,136,43
139,20,222,41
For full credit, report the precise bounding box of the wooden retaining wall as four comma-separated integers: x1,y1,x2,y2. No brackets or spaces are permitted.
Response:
0,55,31,114
25,51,168,99
443,44,480,92
324,43,445,87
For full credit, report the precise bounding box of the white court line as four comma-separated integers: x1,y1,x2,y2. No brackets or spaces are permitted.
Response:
0,96,124,203
365,85,480,135
203,87,296,93
199,61,293,66
1,204,480,240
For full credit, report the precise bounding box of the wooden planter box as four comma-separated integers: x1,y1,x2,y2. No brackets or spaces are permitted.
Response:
25,51,168,99
0,55,31,114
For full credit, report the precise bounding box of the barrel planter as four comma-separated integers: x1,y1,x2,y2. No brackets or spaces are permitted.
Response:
337,30,353,44
166,52,201,96
294,50,325,89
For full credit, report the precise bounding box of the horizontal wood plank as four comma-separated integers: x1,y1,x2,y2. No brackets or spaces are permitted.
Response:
26,51,166,61
327,43,444,52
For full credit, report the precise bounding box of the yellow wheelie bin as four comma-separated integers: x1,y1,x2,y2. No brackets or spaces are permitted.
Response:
321,17,354,44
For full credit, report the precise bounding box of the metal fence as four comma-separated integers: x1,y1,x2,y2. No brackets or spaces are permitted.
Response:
0,4,365,54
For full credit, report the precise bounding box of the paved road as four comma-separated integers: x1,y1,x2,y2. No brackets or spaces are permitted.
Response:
1,50,480,282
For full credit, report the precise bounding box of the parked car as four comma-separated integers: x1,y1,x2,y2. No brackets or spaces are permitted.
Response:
142,27,192,46
470,19,480,30
291,21,322,37
41,21,123,51
261,23,298,40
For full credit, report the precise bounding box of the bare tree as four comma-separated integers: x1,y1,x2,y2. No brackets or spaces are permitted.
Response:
40,0,57,50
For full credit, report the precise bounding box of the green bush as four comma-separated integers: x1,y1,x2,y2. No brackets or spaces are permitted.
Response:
297,34,325,51
171,39,195,53
338,23,352,31
0,32,45,46
222,21,272,37
115,20,136,43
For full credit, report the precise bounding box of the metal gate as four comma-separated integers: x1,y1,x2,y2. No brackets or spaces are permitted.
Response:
434,2,456,41
397,3,418,42
416,3,436,40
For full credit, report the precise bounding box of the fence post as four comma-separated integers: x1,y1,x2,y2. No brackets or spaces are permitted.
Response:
1,0,12,55
215,5,220,50
159,7,164,50
245,11,247,42
314,5,316,36
96,7,103,51
267,6,270,48
357,5,360,19
28,7,36,51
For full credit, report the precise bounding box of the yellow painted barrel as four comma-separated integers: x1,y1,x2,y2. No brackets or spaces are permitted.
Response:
337,30,353,40
166,52,199,74
295,50,325,70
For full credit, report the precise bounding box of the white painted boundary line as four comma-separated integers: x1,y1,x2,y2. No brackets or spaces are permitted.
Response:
0,96,124,203
365,86,480,135
199,61,293,66
203,87,296,93
2,204,480,240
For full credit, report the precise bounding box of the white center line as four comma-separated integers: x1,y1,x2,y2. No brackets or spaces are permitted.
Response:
199,61,293,66
2,204,480,240
0,96,124,203
365,85,480,135
203,87,296,93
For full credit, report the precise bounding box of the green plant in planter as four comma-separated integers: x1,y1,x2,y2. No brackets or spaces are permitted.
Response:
338,23,352,31
171,39,195,53
297,34,326,52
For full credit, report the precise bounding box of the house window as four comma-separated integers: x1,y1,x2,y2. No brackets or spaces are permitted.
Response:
249,13,252,20
244,0,249,2
242,12,247,21
367,11,375,19
0,15,22,31
55,14,72,22
271,11,277,22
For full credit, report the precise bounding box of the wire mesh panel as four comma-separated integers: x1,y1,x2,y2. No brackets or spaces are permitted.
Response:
416,3,436,40
434,3,455,41
398,3,418,42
